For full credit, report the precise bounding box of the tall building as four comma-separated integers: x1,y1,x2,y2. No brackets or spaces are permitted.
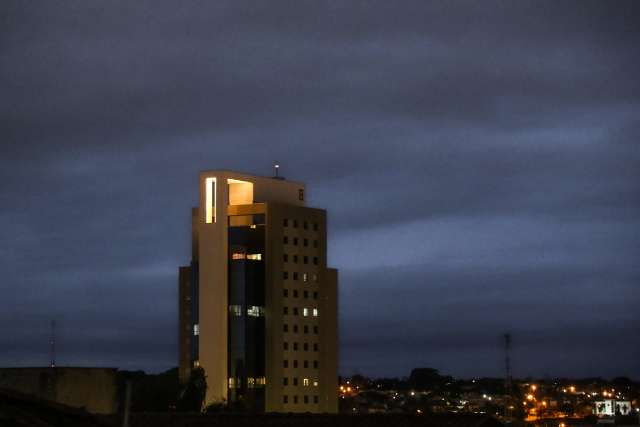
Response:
178,170,338,413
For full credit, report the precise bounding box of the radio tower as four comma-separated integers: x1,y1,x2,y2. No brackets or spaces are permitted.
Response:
503,333,512,421
50,320,56,368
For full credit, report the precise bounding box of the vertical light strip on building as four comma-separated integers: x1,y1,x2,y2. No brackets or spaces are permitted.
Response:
205,177,216,223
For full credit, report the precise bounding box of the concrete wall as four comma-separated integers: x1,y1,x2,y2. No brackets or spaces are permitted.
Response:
0,367,118,414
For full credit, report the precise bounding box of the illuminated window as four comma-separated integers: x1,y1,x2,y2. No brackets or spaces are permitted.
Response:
246,253,262,260
303,308,309,317
232,253,246,260
229,305,242,316
193,324,199,336
247,306,264,317
312,274,318,282
205,177,216,223
247,377,255,388
313,380,318,387
228,377,235,388
303,378,310,386
256,377,266,386
313,308,318,317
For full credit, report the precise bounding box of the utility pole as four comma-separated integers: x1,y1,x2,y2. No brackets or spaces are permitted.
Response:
504,333,512,421
50,320,56,368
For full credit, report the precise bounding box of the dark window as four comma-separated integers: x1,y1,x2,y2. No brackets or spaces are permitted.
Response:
293,290,298,298
293,378,298,386
293,255,298,263
283,219,288,227
313,257,318,265
304,290,309,299
304,325,308,334
313,292,318,300
284,342,288,350
283,236,288,244
293,220,298,228
304,238,308,247
293,272,298,280
284,360,288,368
283,289,288,297
293,360,298,368
304,360,309,368
283,271,288,280
313,360,319,369
293,325,298,333
314,395,319,404
283,324,288,332
313,223,318,231
283,254,288,262
304,221,308,230
293,342,298,351
284,395,288,404
294,395,298,404
293,307,298,316
303,342,309,351
293,237,298,246
314,325,319,334
313,343,318,352
283,377,288,385
303,256,308,264
304,395,309,404
313,240,318,248
299,188,304,201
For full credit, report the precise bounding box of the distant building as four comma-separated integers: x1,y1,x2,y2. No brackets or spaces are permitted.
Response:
593,399,632,416
178,170,338,413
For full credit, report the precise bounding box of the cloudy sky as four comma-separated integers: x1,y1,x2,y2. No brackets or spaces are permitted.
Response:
1,1,639,379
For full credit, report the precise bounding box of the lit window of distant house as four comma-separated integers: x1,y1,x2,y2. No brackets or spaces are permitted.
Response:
193,324,199,336
313,380,318,387
246,253,262,260
313,308,318,317
232,253,245,260
303,308,309,317
303,378,310,386
229,305,242,316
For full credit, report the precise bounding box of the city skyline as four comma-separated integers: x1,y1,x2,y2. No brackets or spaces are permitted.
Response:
1,1,639,381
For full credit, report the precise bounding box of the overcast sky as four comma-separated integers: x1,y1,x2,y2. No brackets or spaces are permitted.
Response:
1,1,639,380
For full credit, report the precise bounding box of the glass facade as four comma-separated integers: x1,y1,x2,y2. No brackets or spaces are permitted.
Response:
227,214,266,410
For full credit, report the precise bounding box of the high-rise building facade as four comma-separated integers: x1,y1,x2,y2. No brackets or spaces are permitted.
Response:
178,170,338,413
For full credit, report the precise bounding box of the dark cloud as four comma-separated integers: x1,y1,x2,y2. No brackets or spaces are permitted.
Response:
1,1,639,379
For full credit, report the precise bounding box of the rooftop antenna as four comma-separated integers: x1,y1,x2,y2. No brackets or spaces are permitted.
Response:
503,333,512,421
50,320,56,368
